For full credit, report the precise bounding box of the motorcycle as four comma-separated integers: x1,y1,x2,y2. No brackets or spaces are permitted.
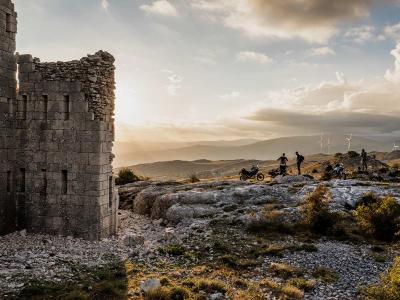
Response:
331,164,347,180
239,166,265,181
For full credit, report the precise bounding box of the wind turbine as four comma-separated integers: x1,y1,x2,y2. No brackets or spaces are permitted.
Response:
394,142,400,151
346,134,353,151
319,133,324,153
327,137,331,155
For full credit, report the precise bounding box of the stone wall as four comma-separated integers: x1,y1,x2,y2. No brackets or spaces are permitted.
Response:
0,0,118,240
0,0,17,235
15,52,117,240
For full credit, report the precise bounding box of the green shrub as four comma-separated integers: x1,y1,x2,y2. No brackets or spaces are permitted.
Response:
115,168,139,185
354,195,400,241
320,172,332,181
159,244,186,256
189,174,200,183
220,254,238,267
361,257,400,300
334,153,343,158
168,286,190,300
192,279,226,294
288,278,316,291
357,192,380,208
347,151,360,158
302,185,337,234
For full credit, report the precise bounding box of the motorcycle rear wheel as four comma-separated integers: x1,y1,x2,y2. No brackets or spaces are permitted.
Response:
257,173,265,181
240,175,247,181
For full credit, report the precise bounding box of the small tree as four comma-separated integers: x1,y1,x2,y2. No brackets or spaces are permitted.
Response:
355,194,400,241
334,153,343,158
347,151,360,158
362,256,400,299
189,174,200,183
115,168,139,185
302,185,336,234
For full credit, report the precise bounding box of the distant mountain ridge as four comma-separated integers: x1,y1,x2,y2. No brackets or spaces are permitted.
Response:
120,151,400,181
114,135,394,167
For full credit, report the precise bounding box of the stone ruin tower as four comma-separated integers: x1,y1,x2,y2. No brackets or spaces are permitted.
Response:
0,0,118,240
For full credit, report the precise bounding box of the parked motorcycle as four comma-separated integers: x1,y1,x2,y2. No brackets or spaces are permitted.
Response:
331,164,347,180
239,166,265,181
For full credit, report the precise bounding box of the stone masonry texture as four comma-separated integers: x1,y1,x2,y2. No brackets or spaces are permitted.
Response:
0,0,118,240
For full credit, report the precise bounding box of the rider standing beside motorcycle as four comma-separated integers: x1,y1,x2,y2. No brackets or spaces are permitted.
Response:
277,153,288,176
361,149,368,171
295,151,305,175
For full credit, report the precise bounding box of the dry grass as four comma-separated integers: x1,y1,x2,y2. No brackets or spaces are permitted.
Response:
312,267,339,283
281,284,304,299
270,263,303,279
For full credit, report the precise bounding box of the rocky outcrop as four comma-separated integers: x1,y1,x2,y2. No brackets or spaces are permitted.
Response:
119,179,400,224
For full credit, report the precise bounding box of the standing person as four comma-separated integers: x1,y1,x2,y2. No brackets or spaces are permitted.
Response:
361,149,368,171
277,153,288,176
295,151,305,175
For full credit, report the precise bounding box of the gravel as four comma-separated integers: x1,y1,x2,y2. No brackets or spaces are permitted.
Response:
262,240,395,300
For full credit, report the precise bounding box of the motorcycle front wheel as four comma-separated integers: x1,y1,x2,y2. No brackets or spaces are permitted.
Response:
257,173,265,181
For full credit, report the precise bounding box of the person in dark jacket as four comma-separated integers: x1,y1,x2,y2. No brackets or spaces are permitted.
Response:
361,149,368,171
295,151,305,175
277,153,288,176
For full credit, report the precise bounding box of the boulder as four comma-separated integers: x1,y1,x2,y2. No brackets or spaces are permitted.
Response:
140,279,161,293
273,175,313,184
165,204,194,223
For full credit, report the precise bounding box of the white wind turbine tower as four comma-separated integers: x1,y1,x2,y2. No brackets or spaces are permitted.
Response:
346,134,353,151
327,137,331,155
319,133,324,153
394,142,400,151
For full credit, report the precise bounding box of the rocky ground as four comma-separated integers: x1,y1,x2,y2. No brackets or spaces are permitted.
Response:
1,177,400,299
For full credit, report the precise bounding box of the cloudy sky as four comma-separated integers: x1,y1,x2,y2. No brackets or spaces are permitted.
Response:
13,0,400,143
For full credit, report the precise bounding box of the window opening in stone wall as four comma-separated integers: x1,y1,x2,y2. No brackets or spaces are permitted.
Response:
6,13,11,33
7,171,12,193
109,176,113,208
22,95,27,120
64,95,70,120
62,170,68,194
41,169,47,194
42,95,48,120
7,98,13,114
20,168,25,192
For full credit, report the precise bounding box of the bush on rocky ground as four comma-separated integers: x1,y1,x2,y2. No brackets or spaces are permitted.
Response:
301,185,338,234
115,168,140,185
144,286,190,300
189,174,200,183
354,193,400,241
312,267,339,283
347,151,360,158
361,257,400,300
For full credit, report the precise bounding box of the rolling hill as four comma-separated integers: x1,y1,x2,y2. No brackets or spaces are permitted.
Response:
114,135,394,167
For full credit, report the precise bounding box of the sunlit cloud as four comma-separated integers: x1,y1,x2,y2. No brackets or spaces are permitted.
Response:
245,43,400,136
191,0,377,43
385,43,400,83
219,91,240,99
140,0,179,17
101,0,109,11
236,51,272,64
161,69,184,96
385,22,400,41
344,25,385,43
307,47,336,57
